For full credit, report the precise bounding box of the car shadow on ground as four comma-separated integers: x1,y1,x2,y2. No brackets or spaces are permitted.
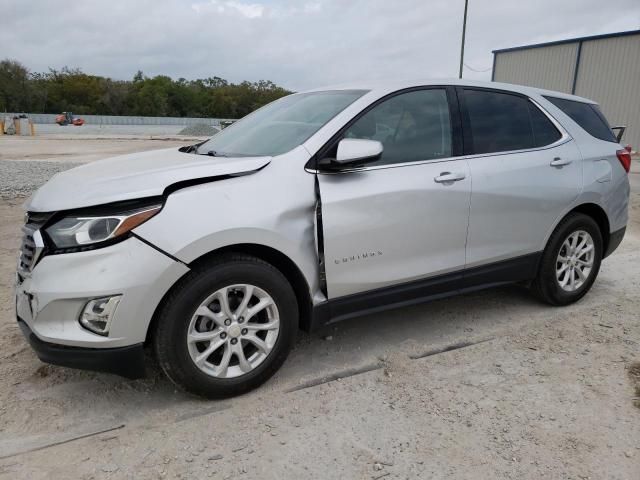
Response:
22,283,541,406
0,278,612,459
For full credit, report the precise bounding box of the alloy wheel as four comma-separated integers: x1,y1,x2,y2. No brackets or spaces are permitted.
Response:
555,230,595,292
186,284,280,378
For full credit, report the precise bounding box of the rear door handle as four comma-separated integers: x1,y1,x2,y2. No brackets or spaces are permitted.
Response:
550,157,572,167
434,172,466,183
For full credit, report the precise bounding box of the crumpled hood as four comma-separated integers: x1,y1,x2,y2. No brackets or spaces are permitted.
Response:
27,147,271,212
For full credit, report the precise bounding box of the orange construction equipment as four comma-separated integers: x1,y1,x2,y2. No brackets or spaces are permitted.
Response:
55,112,85,126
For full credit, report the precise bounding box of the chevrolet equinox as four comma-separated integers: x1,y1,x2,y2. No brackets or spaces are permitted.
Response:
16,80,631,398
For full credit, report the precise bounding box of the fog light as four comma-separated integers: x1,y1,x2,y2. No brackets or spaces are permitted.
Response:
79,295,121,335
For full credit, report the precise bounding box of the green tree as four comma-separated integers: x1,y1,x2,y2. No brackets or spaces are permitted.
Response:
1,59,292,118
0,59,33,112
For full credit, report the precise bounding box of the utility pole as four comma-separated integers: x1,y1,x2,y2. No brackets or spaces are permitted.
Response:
458,0,469,79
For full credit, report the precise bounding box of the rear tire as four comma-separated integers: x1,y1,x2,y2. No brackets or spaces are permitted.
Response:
532,213,603,306
153,254,298,399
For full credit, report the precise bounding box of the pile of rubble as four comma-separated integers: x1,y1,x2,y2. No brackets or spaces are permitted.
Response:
178,124,220,136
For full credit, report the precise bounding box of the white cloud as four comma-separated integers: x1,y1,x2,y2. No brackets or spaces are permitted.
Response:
1,0,638,91
207,0,265,18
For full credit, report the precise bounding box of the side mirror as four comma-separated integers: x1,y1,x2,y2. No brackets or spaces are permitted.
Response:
318,139,383,170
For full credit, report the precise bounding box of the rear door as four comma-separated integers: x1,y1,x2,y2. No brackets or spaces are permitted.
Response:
316,87,471,299
458,87,582,268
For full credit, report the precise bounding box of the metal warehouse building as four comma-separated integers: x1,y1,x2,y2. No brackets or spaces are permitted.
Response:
491,30,640,149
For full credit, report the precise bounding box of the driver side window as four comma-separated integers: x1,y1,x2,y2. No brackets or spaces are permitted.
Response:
343,89,452,166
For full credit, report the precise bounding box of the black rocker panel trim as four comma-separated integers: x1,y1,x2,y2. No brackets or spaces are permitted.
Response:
604,227,625,258
308,252,541,331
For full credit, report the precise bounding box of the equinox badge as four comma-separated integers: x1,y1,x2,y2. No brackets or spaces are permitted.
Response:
334,251,383,265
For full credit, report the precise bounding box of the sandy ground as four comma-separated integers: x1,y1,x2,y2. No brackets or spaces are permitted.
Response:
0,134,202,164
0,136,638,479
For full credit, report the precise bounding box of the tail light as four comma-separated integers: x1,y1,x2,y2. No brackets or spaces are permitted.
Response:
616,149,631,173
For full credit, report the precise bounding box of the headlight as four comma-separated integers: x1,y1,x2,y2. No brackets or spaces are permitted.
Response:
45,202,162,252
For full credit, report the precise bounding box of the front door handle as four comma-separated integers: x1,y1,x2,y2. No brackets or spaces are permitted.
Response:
550,157,572,167
434,172,466,183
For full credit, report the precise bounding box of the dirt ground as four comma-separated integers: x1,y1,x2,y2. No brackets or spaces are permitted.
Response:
0,134,202,164
0,136,638,479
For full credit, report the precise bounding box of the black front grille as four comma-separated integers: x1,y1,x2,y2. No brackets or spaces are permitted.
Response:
19,227,37,271
18,212,51,272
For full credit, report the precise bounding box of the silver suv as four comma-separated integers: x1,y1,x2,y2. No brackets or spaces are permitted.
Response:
16,80,631,398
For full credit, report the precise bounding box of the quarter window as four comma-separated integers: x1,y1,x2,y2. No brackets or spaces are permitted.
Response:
544,96,616,143
342,89,452,166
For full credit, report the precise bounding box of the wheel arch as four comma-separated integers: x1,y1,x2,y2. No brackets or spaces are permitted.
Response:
569,203,610,254
145,243,314,345
547,202,610,255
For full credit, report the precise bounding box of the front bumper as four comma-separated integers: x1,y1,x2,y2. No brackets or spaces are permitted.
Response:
16,235,189,351
18,319,146,379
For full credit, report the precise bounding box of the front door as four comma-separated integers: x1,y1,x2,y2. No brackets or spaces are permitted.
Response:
317,88,471,299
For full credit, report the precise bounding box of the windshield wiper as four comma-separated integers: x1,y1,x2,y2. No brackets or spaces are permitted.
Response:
179,139,207,154
179,144,197,153
205,150,228,157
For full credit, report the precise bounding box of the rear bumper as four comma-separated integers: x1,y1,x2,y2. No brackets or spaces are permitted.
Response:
604,227,626,258
18,319,146,379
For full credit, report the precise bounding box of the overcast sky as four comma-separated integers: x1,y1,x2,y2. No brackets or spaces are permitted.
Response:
1,0,639,91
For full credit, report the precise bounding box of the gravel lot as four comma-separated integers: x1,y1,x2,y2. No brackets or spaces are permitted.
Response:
0,135,638,479
0,160,78,198
0,135,202,198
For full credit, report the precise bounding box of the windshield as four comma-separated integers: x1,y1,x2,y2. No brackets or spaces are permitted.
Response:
197,90,367,157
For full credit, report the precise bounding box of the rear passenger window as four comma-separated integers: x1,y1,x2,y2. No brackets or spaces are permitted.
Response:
463,89,559,154
529,103,562,147
544,96,616,143
464,89,562,153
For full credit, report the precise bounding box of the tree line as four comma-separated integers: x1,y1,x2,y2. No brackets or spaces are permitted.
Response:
0,59,292,118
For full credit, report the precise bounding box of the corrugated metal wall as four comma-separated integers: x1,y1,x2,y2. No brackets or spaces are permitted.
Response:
493,32,640,149
574,34,640,150
493,43,578,93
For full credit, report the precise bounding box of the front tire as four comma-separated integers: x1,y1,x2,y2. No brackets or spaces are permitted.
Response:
532,213,603,306
153,254,298,399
